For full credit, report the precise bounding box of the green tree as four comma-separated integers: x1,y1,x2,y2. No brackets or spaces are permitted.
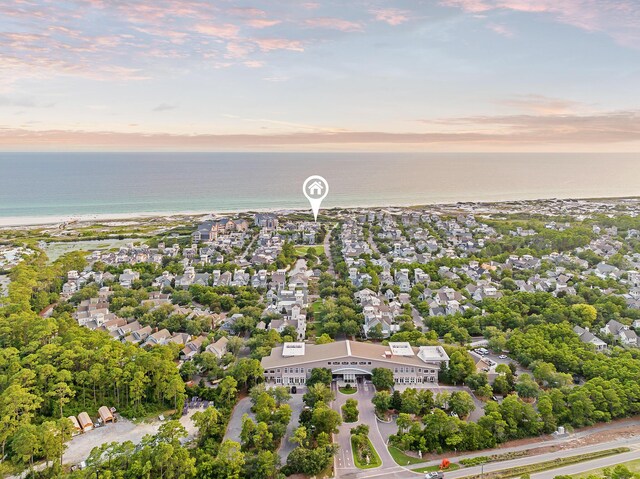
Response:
449,391,476,418
10,424,40,471
303,383,335,408
315,333,334,345
306,368,333,388
310,404,342,435
372,390,391,415
371,368,394,390
341,399,359,422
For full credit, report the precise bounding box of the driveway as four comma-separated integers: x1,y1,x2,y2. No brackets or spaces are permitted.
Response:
333,382,410,479
277,387,306,463
223,396,254,443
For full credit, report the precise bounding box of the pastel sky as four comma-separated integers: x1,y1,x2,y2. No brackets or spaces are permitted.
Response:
1,0,640,151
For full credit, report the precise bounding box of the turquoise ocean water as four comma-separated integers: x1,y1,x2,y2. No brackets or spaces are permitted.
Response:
0,152,639,218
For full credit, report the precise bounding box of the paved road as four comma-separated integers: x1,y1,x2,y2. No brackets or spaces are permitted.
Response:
367,230,380,256
240,232,257,258
333,382,410,479
277,388,305,463
329,384,640,479
410,305,426,332
223,396,254,443
324,223,338,277
532,447,640,479
334,426,640,479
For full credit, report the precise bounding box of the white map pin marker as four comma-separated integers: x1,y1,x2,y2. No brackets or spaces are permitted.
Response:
303,175,329,221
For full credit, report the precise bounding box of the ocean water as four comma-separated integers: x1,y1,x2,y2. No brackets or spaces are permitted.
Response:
0,152,639,218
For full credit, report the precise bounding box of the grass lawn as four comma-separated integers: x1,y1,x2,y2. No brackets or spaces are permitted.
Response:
339,386,357,394
388,446,428,466
311,300,324,314
415,463,461,473
573,458,640,478
352,437,382,469
294,245,321,256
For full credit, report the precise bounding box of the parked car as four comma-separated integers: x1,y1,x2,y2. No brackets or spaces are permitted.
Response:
291,386,297,394
498,354,508,359
424,472,444,479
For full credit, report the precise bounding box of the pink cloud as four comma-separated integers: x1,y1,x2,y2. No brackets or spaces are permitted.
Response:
500,94,582,114
246,19,281,28
243,60,265,68
225,41,254,59
441,0,640,48
3,109,640,150
254,38,304,52
193,23,240,39
441,0,493,13
486,22,514,37
370,8,410,26
304,17,363,32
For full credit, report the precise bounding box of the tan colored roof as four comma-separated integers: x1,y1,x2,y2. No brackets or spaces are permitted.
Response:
77,412,92,428
98,406,113,422
261,340,449,369
68,415,81,430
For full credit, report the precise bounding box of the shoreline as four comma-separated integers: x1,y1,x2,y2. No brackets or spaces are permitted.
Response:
1,194,639,228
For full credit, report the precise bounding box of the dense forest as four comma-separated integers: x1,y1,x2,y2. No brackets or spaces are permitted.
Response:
0,252,187,477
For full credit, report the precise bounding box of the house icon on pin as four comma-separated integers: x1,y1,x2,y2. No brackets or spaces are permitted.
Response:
308,181,324,196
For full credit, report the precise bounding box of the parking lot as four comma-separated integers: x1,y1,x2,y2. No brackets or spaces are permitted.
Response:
469,348,530,377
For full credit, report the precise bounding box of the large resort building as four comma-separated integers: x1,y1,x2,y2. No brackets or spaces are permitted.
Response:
261,340,450,386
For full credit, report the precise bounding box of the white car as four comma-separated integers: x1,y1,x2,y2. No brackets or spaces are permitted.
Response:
424,472,443,479
499,354,508,359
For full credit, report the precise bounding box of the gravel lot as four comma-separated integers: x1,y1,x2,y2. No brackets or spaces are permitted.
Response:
63,410,199,466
